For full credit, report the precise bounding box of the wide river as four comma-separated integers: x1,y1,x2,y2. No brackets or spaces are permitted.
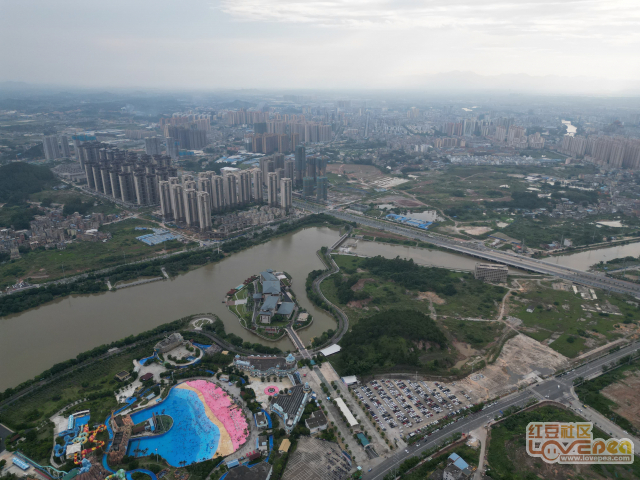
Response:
1,226,635,390
542,241,640,270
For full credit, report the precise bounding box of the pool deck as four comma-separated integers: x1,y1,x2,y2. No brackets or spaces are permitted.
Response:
177,383,236,457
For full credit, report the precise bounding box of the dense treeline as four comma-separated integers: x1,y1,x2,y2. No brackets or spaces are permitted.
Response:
202,317,281,354
223,213,352,254
305,268,329,310
0,279,108,316
62,197,95,216
503,216,630,247
332,274,370,304
0,249,225,318
361,256,459,296
311,328,335,348
0,205,39,229
337,309,447,375
0,163,56,204
0,317,191,401
360,256,506,307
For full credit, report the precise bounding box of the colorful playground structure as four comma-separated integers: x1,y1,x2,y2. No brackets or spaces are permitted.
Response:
53,420,106,464
72,424,107,464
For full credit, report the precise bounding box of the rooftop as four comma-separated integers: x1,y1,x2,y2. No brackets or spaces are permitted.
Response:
279,439,291,452
262,280,281,295
277,302,295,315
236,355,292,372
261,270,278,282
260,295,279,313
271,384,307,417
305,410,328,430
155,332,183,349
335,398,358,427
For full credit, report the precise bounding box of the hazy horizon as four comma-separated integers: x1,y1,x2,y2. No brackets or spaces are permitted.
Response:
1,0,640,94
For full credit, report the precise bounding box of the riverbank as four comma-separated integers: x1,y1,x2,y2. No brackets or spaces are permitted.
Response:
0,213,350,319
547,237,640,257
4,216,634,392
0,226,347,391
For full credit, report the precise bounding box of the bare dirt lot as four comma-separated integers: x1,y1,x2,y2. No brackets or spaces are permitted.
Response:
460,226,493,236
600,368,640,430
456,334,568,399
416,291,446,305
327,163,383,182
351,278,375,291
373,194,426,208
395,199,424,207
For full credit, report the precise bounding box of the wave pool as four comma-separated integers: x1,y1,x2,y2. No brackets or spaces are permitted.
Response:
127,387,220,466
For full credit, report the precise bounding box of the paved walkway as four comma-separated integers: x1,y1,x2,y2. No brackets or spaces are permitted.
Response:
470,427,487,480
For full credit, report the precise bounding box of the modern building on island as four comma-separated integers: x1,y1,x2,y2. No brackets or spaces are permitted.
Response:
256,270,295,324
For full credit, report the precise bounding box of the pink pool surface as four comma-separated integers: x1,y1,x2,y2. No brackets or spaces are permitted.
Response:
186,380,249,450
264,386,279,396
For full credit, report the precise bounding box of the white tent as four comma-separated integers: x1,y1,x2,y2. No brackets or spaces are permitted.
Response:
319,345,341,357
341,375,358,385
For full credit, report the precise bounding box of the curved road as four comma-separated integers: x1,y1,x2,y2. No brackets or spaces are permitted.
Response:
307,243,352,356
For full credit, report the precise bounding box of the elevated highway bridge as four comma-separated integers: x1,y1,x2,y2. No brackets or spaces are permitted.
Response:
293,201,640,298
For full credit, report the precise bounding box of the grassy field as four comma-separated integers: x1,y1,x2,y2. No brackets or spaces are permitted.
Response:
440,319,505,350
378,164,640,247
0,218,184,288
326,172,349,185
323,255,507,371
509,280,637,357
230,287,252,325
392,165,549,216
325,254,506,321
576,358,640,435
484,405,640,480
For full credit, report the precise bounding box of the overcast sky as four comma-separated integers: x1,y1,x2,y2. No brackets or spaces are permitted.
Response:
1,0,639,91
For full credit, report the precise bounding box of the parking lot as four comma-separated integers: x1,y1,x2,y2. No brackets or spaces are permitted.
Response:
352,378,480,443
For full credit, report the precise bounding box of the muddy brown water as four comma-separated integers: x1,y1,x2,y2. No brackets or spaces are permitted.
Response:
0,227,618,391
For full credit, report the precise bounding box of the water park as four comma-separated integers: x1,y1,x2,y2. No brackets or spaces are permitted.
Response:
3,319,323,480
26,378,251,480
20,333,254,480
125,380,249,466
52,412,108,475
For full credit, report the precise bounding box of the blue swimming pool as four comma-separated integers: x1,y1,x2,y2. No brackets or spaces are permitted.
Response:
126,387,220,466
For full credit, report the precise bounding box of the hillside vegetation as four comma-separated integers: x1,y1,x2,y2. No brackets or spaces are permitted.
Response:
336,309,447,375
0,162,56,204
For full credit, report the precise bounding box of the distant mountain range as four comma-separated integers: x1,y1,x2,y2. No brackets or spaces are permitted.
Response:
1,75,639,96
404,71,640,95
